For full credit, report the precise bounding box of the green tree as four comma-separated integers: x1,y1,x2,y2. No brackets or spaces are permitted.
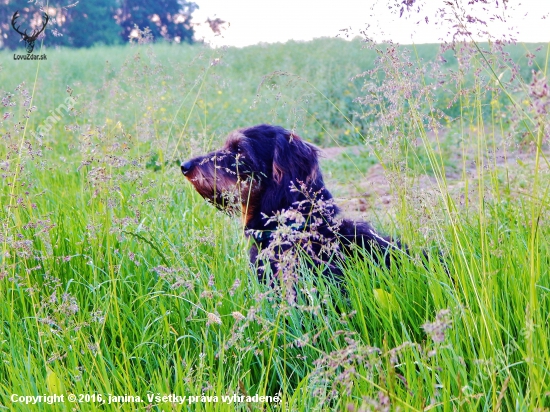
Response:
1,0,122,49
0,0,200,49
117,0,198,43
55,0,122,47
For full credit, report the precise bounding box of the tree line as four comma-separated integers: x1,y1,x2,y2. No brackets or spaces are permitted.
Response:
0,0,213,49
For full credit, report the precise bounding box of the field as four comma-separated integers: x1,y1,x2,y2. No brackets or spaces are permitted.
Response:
1,36,550,410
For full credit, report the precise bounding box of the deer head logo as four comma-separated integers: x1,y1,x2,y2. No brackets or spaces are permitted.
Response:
11,11,49,54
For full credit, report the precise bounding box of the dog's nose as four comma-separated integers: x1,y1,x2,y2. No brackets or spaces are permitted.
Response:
181,160,194,175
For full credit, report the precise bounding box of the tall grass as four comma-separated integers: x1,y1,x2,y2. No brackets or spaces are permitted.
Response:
1,29,549,411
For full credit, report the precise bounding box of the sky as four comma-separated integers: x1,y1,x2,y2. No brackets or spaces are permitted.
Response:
192,0,550,47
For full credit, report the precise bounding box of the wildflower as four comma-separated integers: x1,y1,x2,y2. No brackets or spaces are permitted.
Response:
231,311,245,321
529,70,549,115
422,309,452,343
229,278,241,296
206,312,222,326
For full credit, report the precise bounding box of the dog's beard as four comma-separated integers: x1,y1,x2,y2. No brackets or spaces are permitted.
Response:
191,175,260,219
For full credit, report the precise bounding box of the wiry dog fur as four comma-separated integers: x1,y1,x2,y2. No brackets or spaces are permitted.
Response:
181,124,403,281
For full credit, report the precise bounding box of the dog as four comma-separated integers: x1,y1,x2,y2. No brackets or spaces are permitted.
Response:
181,124,404,283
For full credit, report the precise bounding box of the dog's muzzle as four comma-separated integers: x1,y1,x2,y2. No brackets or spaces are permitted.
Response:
181,160,194,175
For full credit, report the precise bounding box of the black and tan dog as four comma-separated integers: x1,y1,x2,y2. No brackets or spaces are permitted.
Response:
181,124,403,281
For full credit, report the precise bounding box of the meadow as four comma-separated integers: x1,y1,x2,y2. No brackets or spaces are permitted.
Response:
1,34,549,411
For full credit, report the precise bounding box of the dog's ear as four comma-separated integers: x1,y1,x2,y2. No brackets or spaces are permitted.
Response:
272,132,321,187
256,128,332,223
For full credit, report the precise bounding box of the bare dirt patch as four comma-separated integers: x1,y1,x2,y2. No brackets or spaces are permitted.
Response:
320,144,549,221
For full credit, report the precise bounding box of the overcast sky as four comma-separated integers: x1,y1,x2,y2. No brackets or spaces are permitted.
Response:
192,0,550,47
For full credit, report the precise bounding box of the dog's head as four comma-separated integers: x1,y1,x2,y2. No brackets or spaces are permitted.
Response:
181,124,329,226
